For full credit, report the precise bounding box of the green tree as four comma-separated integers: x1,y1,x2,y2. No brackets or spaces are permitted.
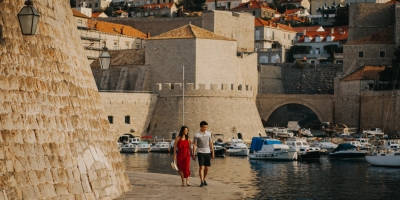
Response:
177,0,195,12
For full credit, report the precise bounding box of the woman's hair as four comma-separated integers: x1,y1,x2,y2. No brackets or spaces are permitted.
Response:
178,126,189,140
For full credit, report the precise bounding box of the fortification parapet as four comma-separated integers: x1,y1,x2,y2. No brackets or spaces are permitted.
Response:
155,83,254,98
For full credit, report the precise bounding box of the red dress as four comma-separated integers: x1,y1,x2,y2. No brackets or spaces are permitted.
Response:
176,140,191,178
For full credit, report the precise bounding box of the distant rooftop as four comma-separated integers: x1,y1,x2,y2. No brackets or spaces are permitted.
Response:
91,49,145,67
255,18,297,32
72,9,90,19
149,24,235,41
345,28,395,45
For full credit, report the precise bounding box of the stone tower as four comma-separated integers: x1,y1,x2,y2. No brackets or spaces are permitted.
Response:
0,0,130,199
145,25,264,141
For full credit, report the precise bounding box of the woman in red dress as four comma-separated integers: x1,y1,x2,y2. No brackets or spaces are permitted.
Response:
173,126,193,186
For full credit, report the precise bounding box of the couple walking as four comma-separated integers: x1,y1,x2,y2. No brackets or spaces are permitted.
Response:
173,121,215,187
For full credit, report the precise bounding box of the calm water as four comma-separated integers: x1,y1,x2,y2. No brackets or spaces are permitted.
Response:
121,153,400,199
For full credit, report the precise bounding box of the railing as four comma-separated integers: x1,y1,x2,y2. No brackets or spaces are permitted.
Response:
81,36,101,41
255,36,274,41
98,90,154,94
257,48,281,52
293,54,330,59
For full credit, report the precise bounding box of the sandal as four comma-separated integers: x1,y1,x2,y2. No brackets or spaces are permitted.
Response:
182,181,186,187
186,182,191,186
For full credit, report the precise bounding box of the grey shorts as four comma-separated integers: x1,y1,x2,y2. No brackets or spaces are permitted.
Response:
197,153,211,166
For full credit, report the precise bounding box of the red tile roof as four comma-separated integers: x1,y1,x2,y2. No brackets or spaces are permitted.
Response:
255,18,297,32
149,24,235,41
345,28,395,45
341,66,385,81
231,0,275,11
143,3,174,10
87,20,147,38
283,8,301,15
269,15,306,23
296,26,348,43
72,9,90,19
292,26,324,33
92,12,106,18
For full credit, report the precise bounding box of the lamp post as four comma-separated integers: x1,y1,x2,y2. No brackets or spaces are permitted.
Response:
99,47,111,70
18,0,40,35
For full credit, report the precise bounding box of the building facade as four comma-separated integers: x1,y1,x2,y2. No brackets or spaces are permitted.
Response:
76,0,112,10
205,0,247,11
231,0,277,18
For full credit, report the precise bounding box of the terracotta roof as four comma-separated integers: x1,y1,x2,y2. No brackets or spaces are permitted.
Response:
341,66,385,81
87,20,147,38
292,26,324,33
345,28,395,45
92,12,106,18
269,15,306,23
283,8,301,15
114,10,128,14
296,26,348,43
231,0,275,11
149,24,235,41
255,18,297,32
91,49,145,67
143,3,174,10
72,9,90,19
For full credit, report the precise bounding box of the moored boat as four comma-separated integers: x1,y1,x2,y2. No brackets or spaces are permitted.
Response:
226,139,249,156
249,137,297,161
151,142,171,153
329,143,367,161
310,138,338,154
137,142,152,152
286,137,321,160
366,140,400,167
120,143,139,153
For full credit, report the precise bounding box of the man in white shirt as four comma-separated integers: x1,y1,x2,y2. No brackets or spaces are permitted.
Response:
193,121,215,187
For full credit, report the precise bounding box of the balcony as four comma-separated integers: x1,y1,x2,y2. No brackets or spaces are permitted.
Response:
293,54,330,59
334,53,343,59
255,36,274,41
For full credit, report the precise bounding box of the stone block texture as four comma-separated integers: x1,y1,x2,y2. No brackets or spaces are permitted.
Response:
0,0,130,199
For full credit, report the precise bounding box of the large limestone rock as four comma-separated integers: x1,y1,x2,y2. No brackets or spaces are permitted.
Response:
0,0,130,199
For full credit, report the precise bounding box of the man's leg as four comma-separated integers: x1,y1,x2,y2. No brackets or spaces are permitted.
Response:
199,166,204,182
203,166,208,181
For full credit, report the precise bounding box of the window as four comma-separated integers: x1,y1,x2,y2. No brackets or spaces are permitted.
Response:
136,45,140,48
125,42,129,49
78,19,82,27
359,51,364,58
305,36,310,42
253,11,256,16
89,3,92,8
108,116,114,124
316,36,320,42
324,2,327,7
113,41,117,50
125,116,130,124
380,51,386,58
95,3,98,7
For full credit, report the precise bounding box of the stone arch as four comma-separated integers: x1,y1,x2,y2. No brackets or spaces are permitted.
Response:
262,99,324,124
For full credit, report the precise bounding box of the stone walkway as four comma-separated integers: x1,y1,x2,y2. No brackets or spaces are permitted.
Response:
116,171,246,200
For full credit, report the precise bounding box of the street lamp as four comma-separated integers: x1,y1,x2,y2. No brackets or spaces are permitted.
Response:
18,0,40,35
99,47,111,70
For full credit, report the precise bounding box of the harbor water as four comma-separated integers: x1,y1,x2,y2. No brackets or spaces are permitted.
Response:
121,153,400,199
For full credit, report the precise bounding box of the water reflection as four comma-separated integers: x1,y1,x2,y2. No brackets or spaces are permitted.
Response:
121,153,400,199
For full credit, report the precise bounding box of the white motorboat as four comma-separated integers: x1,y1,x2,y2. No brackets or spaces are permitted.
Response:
151,142,171,153
120,143,139,153
300,128,313,137
310,138,338,154
273,127,294,138
226,139,249,156
249,137,297,161
329,143,367,161
286,137,321,160
366,140,400,167
137,142,152,152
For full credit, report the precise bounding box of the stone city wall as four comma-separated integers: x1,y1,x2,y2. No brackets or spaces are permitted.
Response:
99,92,158,139
0,0,130,199
348,3,395,42
148,83,264,142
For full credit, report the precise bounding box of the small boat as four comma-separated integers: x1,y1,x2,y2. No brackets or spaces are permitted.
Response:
310,138,338,154
329,143,367,161
151,142,171,153
300,128,313,137
366,140,400,167
249,137,297,161
120,143,139,153
137,142,152,153
214,145,226,157
272,127,294,138
226,139,249,156
286,137,321,160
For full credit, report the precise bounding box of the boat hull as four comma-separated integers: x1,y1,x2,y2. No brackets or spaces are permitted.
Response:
329,152,366,161
366,155,400,167
298,151,321,160
120,148,138,153
150,148,170,153
226,149,249,156
137,148,151,152
215,148,226,157
249,151,297,161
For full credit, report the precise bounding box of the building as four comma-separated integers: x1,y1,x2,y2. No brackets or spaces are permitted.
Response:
231,0,277,18
91,22,264,141
92,11,109,18
346,0,391,3
291,26,348,64
255,18,297,63
310,0,344,15
205,0,247,11
280,0,311,12
139,3,178,17
72,9,147,61
76,0,112,10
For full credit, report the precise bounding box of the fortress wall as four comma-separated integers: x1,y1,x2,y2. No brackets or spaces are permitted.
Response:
348,3,395,42
259,65,284,94
145,39,196,89
235,53,259,97
148,83,264,141
0,0,130,199
99,93,158,139
195,39,237,87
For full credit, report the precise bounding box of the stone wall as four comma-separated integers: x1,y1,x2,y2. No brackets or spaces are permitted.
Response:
99,92,158,139
259,65,284,94
0,0,130,199
148,83,264,142
343,44,395,76
348,3,395,43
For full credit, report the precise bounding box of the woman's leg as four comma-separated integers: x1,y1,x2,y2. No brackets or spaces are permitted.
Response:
178,170,185,186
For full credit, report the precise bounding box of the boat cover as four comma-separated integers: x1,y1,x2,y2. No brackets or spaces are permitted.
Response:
332,143,357,153
250,137,282,151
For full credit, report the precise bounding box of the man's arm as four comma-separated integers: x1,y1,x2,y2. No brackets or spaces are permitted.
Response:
192,136,197,160
209,138,215,159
